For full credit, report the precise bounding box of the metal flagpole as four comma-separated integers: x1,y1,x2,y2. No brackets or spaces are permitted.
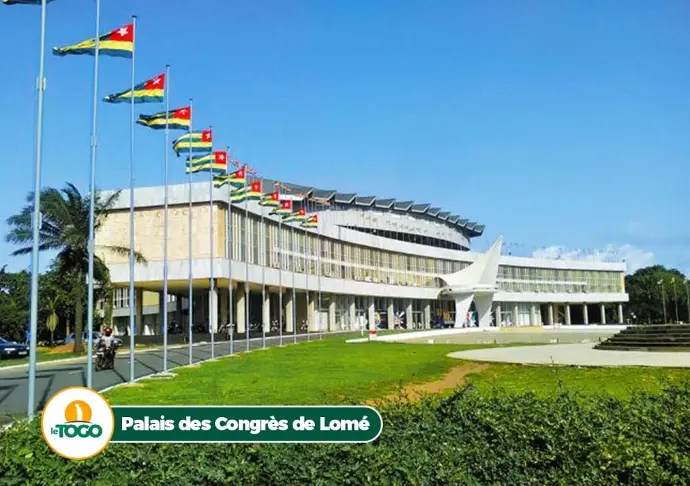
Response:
162,65,170,373
128,15,137,383
86,0,102,390
227,148,234,355
244,174,250,352
278,206,283,346
27,0,49,419
317,208,322,339
187,99,194,365
304,197,310,341
261,178,266,349
291,223,297,344
208,143,215,359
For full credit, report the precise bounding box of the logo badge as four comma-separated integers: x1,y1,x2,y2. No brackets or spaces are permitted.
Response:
41,387,115,460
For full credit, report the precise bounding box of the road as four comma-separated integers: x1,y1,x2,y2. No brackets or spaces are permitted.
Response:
0,332,320,417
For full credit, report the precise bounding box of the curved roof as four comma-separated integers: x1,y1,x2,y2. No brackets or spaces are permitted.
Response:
256,177,484,237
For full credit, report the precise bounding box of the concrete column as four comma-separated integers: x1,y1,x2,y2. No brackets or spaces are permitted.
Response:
513,304,519,327
308,293,317,331
618,303,624,324
328,298,336,331
262,290,271,332
495,303,502,327
583,304,589,325
548,304,554,326
530,303,537,326
387,299,395,329
600,303,606,324
236,283,246,333
405,300,413,329
135,288,144,336
285,291,294,332
424,301,431,329
208,285,218,333
348,297,356,330
368,297,376,330
175,296,183,331
565,304,571,326
219,288,229,329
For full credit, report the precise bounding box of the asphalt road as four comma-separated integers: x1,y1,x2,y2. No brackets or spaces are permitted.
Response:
0,332,321,417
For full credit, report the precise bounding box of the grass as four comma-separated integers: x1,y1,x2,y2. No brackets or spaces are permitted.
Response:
103,335,690,405
464,362,690,399
0,349,75,368
105,337,506,405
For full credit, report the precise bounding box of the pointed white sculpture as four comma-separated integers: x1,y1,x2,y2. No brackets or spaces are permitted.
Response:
439,236,503,328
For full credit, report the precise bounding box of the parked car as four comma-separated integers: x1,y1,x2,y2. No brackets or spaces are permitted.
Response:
0,337,30,360
65,331,122,347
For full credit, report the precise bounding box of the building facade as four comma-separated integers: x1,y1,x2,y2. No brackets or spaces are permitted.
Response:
95,180,628,336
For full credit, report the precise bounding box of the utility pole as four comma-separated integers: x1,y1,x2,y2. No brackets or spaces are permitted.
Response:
658,279,667,324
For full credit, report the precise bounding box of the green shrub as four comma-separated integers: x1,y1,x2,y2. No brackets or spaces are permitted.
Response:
2,385,690,485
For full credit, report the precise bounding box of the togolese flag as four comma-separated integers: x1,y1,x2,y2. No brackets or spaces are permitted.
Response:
103,72,165,104
54,23,134,58
259,191,280,207
230,181,262,203
284,208,307,222
137,106,190,130
301,214,319,228
3,0,56,5
186,151,228,175
271,199,292,216
227,166,246,188
213,174,233,188
173,129,212,156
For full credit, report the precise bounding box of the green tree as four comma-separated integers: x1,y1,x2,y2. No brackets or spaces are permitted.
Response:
625,265,689,324
0,266,29,341
5,183,145,353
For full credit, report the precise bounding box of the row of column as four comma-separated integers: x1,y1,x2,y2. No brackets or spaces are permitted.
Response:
495,302,625,326
221,285,434,333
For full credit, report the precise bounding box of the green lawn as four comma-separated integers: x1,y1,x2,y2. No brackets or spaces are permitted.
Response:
105,337,501,405
0,350,75,368
465,362,690,399
104,336,690,405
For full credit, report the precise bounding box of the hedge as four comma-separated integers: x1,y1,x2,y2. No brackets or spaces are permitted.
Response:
2,385,690,485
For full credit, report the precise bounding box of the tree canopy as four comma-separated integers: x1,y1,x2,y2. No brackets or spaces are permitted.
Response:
625,265,689,324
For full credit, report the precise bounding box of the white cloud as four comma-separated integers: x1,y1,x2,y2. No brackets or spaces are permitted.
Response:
532,244,655,273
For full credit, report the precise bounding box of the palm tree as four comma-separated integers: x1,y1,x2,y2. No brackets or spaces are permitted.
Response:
6,182,145,353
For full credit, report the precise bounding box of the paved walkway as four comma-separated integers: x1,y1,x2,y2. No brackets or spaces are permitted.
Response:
0,332,326,417
449,343,690,368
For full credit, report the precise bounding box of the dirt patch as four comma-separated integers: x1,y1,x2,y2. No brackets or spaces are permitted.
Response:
368,363,489,405
46,343,79,354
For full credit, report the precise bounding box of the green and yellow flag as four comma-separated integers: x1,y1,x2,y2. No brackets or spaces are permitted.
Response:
54,22,134,58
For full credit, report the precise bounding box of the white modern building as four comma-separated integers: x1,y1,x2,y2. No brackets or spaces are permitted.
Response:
95,179,628,336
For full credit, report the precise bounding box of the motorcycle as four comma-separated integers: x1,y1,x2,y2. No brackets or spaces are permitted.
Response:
95,340,117,371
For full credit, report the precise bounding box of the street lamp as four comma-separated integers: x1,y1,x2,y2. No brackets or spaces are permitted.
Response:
672,278,679,323
657,279,667,324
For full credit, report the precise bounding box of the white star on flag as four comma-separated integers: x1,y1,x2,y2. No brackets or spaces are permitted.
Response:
219,153,225,161
118,27,128,37
152,77,161,85
179,109,187,114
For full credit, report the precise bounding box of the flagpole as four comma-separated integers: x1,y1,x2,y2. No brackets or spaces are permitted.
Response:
227,153,233,355
208,141,215,359
127,14,137,384
291,223,297,344
187,98,194,365
260,178,266,349
317,207,323,339
278,206,283,347
162,64,170,372
86,0,102,390
305,197,310,341
244,174,250,352
27,0,49,419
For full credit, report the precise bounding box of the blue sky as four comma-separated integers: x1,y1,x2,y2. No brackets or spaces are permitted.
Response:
1,0,689,275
